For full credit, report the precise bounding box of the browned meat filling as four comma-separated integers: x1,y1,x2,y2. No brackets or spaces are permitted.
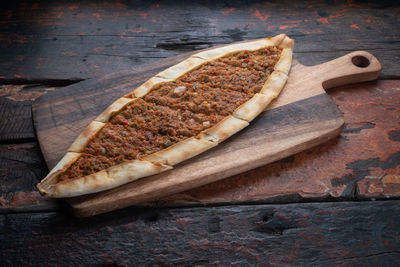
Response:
59,46,282,181
179,62,268,94
144,81,250,116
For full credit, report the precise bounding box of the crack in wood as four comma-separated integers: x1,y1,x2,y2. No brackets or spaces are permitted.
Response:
342,122,376,134
156,42,213,51
0,79,82,87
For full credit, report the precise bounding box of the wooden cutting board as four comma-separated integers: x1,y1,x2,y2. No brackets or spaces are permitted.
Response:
32,48,381,217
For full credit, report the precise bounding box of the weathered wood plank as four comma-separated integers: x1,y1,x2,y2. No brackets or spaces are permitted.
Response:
0,97,34,142
0,0,398,81
0,143,56,212
1,200,399,266
0,84,55,142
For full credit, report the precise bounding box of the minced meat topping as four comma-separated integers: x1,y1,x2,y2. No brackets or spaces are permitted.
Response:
59,46,282,181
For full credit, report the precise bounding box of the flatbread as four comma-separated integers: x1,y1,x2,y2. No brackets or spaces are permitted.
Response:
37,34,294,198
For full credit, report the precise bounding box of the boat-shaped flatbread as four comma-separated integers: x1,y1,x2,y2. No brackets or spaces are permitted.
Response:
37,34,294,198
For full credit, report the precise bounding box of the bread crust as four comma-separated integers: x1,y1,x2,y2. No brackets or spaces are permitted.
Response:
126,76,172,98
155,57,206,80
36,152,81,195
38,160,172,197
144,136,217,166
201,115,249,143
274,37,294,75
191,34,286,61
68,121,105,153
233,93,275,122
95,97,137,123
37,34,294,198
260,70,288,97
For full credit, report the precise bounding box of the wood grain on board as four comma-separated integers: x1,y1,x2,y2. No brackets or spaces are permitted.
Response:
33,49,381,216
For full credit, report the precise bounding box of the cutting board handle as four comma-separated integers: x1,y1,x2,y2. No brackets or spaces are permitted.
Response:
308,51,382,90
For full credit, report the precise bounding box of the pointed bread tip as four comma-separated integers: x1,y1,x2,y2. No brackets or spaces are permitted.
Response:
279,36,295,49
270,34,286,46
36,182,49,196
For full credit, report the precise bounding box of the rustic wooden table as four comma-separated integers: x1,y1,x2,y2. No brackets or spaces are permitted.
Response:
1,1,399,265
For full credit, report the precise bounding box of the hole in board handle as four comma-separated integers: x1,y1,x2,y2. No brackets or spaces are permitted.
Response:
352,55,370,68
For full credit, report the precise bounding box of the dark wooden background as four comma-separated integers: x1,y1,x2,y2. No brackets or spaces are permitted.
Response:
1,0,399,265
